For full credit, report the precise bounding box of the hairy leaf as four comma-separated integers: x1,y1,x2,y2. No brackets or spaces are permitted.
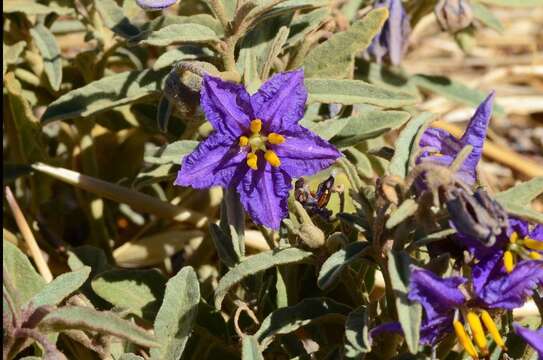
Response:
344,306,371,358
386,199,418,229
141,24,218,47
214,247,312,309
95,0,141,39
318,241,370,290
30,267,91,308
30,23,62,91
151,266,200,360
495,177,543,223
242,335,264,360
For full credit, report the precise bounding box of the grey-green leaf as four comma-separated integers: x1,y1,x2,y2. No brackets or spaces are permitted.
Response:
141,24,218,47
318,241,370,290
387,251,421,354
3,241,46,307
151,266,200,360
471,1,504,33
255,297,351,350
344,306,371,358
242,335,264,360
303,8,388,78
30,23,62,91
91,269,166,321
39,306,159,348
41,68,168,123
209,224,239,268
386,199,418,229
306,79,417,107
495,177,543,223
144,140,199,165
299,117,351,141
30,266,91,308
388,112,436,178
118,354,144,360
214,247,312,309
3,41,26,77
331,111,411,148
95,0,141,38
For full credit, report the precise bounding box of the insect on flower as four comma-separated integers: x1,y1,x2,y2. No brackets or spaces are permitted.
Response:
174,70,341,229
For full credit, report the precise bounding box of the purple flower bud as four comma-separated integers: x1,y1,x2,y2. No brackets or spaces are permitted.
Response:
365,0,411,66
136,0,177,11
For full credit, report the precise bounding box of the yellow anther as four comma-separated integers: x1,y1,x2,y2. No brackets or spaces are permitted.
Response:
246,153,258,170
264,150,281,167
529,251,542,260
467,312,488,355
267,133,285,145
239,136,249,147
480,310,507,350
510,232,519,244
523,238,543,251
453,320,479,360
250,119,262,134
504,250,515,273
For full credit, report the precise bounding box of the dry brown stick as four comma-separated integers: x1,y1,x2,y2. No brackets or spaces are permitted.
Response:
432,120,543,178
4,187,53,283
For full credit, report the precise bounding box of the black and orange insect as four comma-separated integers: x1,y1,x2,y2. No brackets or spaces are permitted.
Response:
295,173,336,219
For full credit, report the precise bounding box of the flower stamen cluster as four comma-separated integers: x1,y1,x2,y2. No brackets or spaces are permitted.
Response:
453,310,506,359
503,231,543,273
239,119,285,170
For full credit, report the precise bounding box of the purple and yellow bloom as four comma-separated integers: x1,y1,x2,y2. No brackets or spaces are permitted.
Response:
174,70,341,229
418,91,495,186
136,0,177,10
366,0,411,66
407,264,543,358
513,324,543,359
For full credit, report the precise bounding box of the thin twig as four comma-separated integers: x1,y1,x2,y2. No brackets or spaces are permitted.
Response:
5,187,53,283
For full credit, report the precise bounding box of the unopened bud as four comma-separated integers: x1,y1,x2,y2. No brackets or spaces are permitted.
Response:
435,0,474,33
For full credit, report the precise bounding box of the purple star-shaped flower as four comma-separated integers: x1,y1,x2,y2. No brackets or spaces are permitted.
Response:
174,70,341,229
418,91,495,186
513,324,543,359
366,0,411,66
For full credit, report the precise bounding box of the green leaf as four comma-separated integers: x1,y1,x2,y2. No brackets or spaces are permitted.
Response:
242,335,264,360
285,8,329,47
344,306,371,358
95,0,141,39
214,247,312,309
220,189,246,259
3,0,72,15
91,269,166,321
471,1,504,32
30,267,91,308
299,117,351,141
144,140,199,165
411,74,505,117
41,68,168,123
152,47,210,70
317,241,370,290
303,8,388,78
3,241,46,307
118,355,144,360
495,177,543,223
386,199,418,229
331,111,411,148
141,24,218,47
387,251,421,354
344,147,373,178
39,306,159,348
306,79,417,107
151,266,200,360
209,224,239,268
30,23,62,91
254,297,351,350
388,112,436,178
156,95,173,133
3,41,26,77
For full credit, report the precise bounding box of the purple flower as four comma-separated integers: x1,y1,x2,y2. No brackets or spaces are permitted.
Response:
513,324,543,359
418,91,495,186
366,0,411,66
174,70,341,229
136,0,177,10
408,267,467,345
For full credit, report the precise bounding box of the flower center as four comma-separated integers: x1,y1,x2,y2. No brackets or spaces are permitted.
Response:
503,232,542,273
453,310,506,360
238,119,285,170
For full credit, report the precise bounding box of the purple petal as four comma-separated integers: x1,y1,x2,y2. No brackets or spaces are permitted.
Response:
513,324,543,358
136,0,177,10
476,259,543,309
175,134,246,189
251,69,307,132
420,313,455,346
471,251,504,295
369,322,402,339
272,125,341,179
457,91,495,181
408,267,466,320
530,224,543,241
237,160,292,229
201,75,254,139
